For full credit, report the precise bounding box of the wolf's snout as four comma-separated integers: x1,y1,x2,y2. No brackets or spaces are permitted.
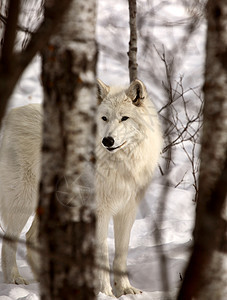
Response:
102,136,114,147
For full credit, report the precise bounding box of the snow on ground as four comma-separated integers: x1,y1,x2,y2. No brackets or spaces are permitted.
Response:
0,0,206,299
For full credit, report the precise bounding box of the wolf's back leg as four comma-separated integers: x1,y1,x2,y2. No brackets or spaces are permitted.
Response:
26,215,39,281
1,209,30,284
0,176,36,284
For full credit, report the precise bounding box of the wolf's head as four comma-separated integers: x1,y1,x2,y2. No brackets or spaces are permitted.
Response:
96,79,151,154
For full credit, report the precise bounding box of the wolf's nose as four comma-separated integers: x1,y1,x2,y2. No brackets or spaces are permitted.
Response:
102,136,115,147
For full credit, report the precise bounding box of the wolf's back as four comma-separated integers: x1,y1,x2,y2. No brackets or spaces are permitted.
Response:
0,104,42,227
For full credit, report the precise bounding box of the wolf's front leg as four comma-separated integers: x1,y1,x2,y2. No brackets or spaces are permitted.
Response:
113,205,142,297
96,212,114,297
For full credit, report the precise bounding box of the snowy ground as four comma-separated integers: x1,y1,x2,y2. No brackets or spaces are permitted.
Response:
0,0,206,299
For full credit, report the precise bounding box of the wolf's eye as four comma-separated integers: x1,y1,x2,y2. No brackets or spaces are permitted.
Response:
121,116,129,121
102,116,108,121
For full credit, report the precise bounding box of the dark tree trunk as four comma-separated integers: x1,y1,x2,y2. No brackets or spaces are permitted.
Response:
178,1,227,299
38,0,97,299
128,0,138,82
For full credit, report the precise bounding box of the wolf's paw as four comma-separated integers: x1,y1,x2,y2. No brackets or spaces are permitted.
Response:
100,287,115,298
7,275,29,285
99,283,115,297
114,285,142,298
15,276,29,285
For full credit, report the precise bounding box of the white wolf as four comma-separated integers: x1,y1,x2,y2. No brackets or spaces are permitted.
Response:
0,79,162,297
95,79,162,297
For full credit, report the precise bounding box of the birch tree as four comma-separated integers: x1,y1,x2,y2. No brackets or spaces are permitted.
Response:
38,0,97,299
178,1,227,299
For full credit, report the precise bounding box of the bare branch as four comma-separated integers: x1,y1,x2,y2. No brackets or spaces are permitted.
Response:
1,0,20,72
0,0,73,126
178,0,227,297
0,13,33,35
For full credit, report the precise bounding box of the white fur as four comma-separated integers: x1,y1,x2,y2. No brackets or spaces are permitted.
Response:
0,80,162,297
0,104,41,284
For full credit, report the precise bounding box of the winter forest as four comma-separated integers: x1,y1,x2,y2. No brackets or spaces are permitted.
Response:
0,0,226,299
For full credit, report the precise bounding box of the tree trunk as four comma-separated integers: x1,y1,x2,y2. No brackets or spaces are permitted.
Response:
178,1,227,299
128,0,138,82
38,0,97,299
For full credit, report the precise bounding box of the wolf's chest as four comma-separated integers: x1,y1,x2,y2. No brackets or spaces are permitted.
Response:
96,169,135,213
97,156,137,182
96,157,143,199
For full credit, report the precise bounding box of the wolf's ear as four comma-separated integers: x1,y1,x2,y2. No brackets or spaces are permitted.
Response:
126,79,147,107
97,79,110,104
